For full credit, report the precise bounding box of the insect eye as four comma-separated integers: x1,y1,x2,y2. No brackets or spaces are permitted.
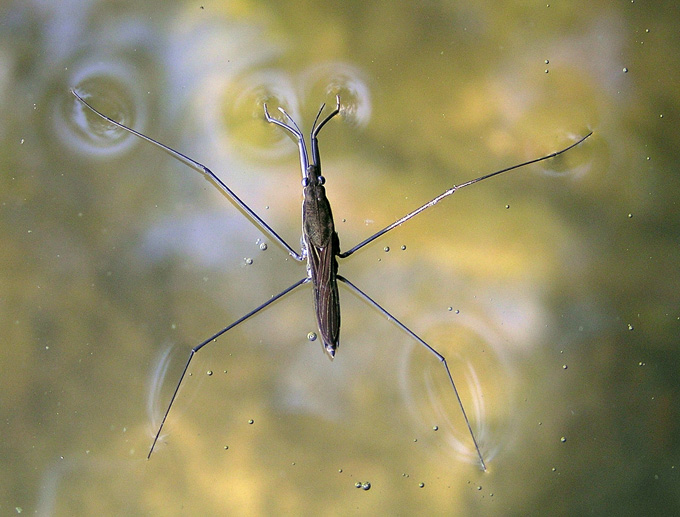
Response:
301,177,309,187
318,175,325,185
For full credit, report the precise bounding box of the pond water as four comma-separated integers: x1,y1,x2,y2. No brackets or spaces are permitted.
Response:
2,1,678,515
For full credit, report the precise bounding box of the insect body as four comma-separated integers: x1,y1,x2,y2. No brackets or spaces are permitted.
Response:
264,101,342,358
71,89,591,471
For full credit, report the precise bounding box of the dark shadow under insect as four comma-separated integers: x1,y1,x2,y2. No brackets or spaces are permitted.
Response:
71,89,592,471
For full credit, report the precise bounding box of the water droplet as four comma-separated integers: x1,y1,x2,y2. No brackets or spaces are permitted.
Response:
384,246,390,252
432,425,439,431
244,257,253,265
628,213,633,218
401,245,406,251
259,242,268,251
505,204,510,209
362,482,371,490
623,67,628,73
628,324,634,331
307,332,317,342
248,419,254,425
207,370,213,376
224,445,229,450
477,485,482,491
562,365,568,370
545,69,549,73
419,482,425,488
544,59,549,64
560,436,567,443
355,482,362,489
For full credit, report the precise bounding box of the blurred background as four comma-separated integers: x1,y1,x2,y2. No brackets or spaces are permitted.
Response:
2,0,678,514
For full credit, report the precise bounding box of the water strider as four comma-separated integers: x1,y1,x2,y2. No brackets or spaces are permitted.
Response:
71,89,591,470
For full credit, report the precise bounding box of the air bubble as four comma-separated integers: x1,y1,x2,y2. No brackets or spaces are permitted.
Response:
307,332,317,342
